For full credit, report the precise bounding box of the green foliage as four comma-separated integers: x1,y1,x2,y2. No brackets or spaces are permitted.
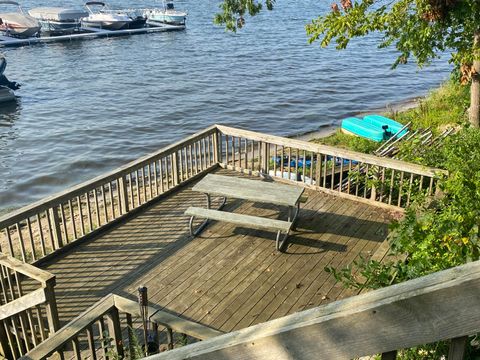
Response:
393,80,470,129
214,0,275,32
328,127,480,358
305,0,480,70
312,129,378,153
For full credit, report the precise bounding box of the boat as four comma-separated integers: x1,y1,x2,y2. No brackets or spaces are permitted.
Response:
363,114,407,136
0,85,15,103
0,54,17,103
103,8,146,29
81,2,132,30
0,1,41,38
145,1,186,26
341,115,407,142
28,7,88,35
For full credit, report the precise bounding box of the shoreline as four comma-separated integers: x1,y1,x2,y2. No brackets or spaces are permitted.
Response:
290,96,421,142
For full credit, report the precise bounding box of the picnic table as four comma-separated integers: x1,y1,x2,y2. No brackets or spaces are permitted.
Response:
184,174,305,252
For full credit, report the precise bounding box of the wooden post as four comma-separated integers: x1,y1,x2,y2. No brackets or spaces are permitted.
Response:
261,142,269,175
213,131,219,164
44,277,60,335
107,308,125,359
0,320,14,360
172,152,180,186
448,336,468,360
118,175,130,215
470,31,480,128
48,207,63,250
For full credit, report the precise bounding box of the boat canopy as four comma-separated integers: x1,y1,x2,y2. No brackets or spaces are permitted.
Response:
85,1,106,6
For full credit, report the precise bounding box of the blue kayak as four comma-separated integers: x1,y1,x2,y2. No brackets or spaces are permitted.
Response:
363,114,407,137
341,115,407,142
341,117,386,142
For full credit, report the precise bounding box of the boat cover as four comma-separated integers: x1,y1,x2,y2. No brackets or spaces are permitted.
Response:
29,7,87,21
0,12,39,27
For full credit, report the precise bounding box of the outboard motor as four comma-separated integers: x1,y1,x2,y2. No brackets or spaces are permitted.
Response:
0,54,20,91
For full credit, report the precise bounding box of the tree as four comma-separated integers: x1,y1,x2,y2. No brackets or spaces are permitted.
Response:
216,0,480,127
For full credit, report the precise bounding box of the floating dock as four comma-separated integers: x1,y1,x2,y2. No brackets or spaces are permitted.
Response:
0,24,185,47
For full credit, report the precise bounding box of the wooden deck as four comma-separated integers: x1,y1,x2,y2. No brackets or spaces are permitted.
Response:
39,169,395,333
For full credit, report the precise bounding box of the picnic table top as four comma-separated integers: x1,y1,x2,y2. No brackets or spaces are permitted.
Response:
192,174,304,207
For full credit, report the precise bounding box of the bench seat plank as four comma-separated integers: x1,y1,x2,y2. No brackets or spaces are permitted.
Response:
185,207,291,233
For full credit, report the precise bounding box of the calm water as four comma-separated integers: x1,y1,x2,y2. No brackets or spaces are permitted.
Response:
0,0,450,212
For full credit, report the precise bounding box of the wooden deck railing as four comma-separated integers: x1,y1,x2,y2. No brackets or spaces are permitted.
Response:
0,253,59,359
144,259,480,360
0,125,219,264
20,294,223,360
216,125,448,211
0,124,446,266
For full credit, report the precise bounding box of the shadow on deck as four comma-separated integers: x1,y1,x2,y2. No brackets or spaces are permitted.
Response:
40,169,394,333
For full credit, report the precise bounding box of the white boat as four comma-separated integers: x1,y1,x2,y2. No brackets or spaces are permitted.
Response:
29,7,88,35
81,1,132,30
145,1,186,26
0,1,41,38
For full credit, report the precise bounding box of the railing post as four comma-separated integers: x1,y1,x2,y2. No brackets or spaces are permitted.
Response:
261,142,269,175
448,336,468,360
44,277,60,334
172,151,180,186
118,175,129,215
48,206,63,250
107,307,125,359
213,130,219,164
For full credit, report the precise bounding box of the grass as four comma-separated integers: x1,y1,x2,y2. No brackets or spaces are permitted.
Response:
311,79,470,153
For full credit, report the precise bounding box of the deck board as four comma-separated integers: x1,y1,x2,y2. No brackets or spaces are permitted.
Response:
39,169,395,332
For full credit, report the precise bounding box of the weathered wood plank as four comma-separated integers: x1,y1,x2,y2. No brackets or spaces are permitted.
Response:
144,258,480,360
192,174,304,207
185,207,292,233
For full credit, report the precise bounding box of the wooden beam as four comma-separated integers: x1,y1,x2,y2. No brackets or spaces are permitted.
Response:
113,295,223,340
0,253,54,285
0,289,46,320
143,259,480,360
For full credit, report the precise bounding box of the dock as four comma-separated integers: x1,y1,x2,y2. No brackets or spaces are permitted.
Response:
0,124,448,359
0,24,185,47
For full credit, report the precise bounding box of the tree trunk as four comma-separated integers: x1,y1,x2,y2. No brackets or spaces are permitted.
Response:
470,31,480,128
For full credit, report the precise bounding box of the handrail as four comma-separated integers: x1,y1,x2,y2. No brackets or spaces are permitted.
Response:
0,252,54,285
215,124,447,210
21,294,224,360
0,125,219,264
113,295,223,340
0,252,59,359
0,288,46,320
0,125,218,228
19,294,117,360
216,125,447,177
144,259,480,360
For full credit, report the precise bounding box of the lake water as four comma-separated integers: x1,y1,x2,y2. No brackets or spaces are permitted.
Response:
0,0,451,212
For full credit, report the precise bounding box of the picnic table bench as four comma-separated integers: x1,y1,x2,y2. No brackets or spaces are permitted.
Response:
184,174,305,252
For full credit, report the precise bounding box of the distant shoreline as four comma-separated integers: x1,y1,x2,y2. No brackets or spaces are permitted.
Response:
290,96,421,142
